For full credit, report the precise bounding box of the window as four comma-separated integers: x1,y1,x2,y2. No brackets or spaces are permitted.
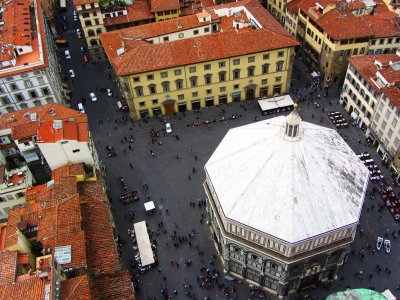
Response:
160,72,168,78
275,76,282,82
391,118,397,128
218,61,226,68
233,84,239,89
10,83,18,91
152,99,158,104
139,101,145,107
174,69,181,76
233,59,240,65
162,81,170,92
385,110,391,120
72,149,80,153
33,100,41,107
387,128,393,138
163,36,169,42
190,76,198,87
278,51,284,57
147,74,154,80
24,80,33,88
220,86,226,92
133,77,140,82
248,56,255,63
204,74,212,85
233,69,240,79
0,96,11,105
219,71,226,82
378,102,384,112
204,64,211,70
178,94,184,100
204,27,210,33
262,64,270,74
42,88,50,96
381,120,387,130
135,87,143,97
15,94,24,102
263,53,270,60
193,30,199,35
29,90,38,98
276,61,284,71
262,79,268,85
149,85,156,94
247,66,255,77
189,67,196,73
206,89,212,94
192,91,198,97
175,79,183,90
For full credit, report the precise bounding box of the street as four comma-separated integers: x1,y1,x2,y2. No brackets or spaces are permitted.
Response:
58,5,400,299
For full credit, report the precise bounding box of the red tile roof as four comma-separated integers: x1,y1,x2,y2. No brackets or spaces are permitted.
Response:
101,0,297,76
150,0,180,12
60,274,91,300
104,0,154,26
0,0,49,77
348,53,400,106
0,250,17,284
73,0,98,6
0,276,49,300
90,271,135,300
0,104,88,140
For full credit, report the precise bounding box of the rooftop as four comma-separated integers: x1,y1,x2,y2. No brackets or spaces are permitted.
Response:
73,0,98,6
348,52,400,107
205,115,369,243
150,0,180,12
0,103,88,141
103,0,154,26
100,0,298,76
0,0,49,77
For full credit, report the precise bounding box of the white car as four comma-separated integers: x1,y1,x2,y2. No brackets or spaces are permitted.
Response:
64,50,71,60
165,123,172,133
73,12,78,21
377,237,383,250
384,239,391,254
106,89,113,97
68,69,75,78
89,92,97,102
77,103,85,113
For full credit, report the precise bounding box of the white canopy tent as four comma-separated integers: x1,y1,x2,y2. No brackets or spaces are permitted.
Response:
133,221,155,266
144,201,155,213
258,95,294,115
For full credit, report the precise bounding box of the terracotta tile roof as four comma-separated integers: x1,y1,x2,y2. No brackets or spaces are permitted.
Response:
0,226,7,251
0,0,49,78
0,250,17,284
61,275,91,300
105,13,204,39
150,0,180,12
103,27,298,76
0,276,48,300
286,0,302,14
73,0,98,6
37,120,89,143
348,53,400,106
104,0,154,26
26,184,52,204
0,104,88,140
90,271,135,300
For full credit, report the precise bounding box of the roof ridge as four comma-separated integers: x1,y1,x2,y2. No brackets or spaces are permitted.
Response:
65,275,87,300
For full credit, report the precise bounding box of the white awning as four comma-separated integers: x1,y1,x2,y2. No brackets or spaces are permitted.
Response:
351,111,359,120
311,71,319,78
144,201,155,212
134,221,155,266
258,95,294,112
381,290,396,300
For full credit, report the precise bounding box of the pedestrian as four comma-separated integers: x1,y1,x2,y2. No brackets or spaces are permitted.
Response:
195,155,198,161
188,175,191,180
192,166,196,174
130,163,133,168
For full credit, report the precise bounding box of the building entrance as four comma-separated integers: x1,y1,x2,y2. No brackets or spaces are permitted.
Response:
246,89,255,100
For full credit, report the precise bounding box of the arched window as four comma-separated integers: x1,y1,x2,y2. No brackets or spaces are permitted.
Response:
90,39,98,46
88,29,95,37
161,81,170,92
96,28,102,35
134,86,143,97
276,60,284,72
262,63,270,74
33,100,42,107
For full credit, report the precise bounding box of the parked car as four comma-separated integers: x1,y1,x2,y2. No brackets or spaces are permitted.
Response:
377,237,383,250
89,92,97,102
384,239,391,253
83,54,89,62
165,123,172,133
80,46,85,53
77,103,85,113
64,50,71,60
106,89,113,97
77,29,82,39
68,69,75,78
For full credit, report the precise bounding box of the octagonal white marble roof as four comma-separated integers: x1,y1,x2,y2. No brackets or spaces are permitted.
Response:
205,116,369,243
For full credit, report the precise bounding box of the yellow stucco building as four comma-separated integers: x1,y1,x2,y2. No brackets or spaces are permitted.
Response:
101,0,298,119
150,0,181,22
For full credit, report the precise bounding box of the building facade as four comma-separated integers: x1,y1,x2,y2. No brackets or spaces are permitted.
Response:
204,110,369,296
341,52,400,176
278,0,400,85
74,0,107,61
151,0,181,21
0,0,65,114
101,0,298,119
